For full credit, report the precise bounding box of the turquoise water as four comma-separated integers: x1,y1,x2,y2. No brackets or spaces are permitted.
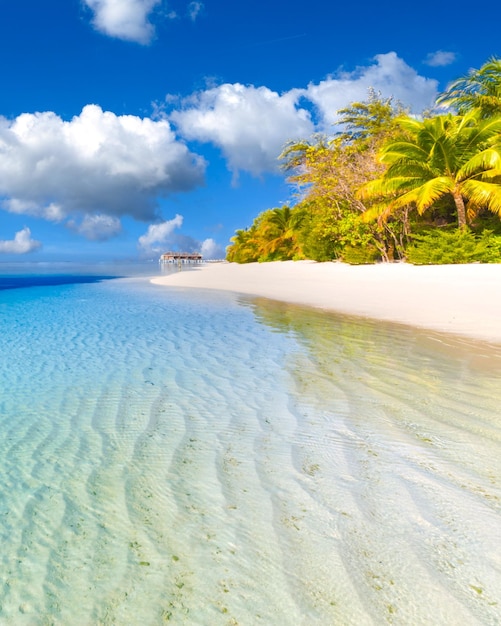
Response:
1,274,501,625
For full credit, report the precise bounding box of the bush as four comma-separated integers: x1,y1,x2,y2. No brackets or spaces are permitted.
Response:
341,245,380,264
405,229,501,264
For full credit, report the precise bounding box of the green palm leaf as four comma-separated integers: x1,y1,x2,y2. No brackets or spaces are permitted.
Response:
457,148,501,180
390,178,454,212
475,168,501,181
380,142,429,164
461,180,501,215
385,160,439,182
359,110,501,228
437,58,501,117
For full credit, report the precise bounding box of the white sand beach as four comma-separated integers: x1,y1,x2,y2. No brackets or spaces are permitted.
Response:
152,260,501,344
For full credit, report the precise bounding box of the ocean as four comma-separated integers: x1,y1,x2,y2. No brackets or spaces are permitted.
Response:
1,270,501,625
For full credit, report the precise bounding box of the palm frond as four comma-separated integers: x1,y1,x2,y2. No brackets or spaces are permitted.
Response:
390,177,453,213
385,160,438,180
461,115,501,150
457,148,501,180
356,177,396,201
461,179,501,216
395,116,423,135
475,167,501,181
429,135,457,172
437,58,501,115
380,141,429,164
361,200,395,223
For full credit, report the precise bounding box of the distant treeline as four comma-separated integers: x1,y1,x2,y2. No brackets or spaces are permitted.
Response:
227,58,501,264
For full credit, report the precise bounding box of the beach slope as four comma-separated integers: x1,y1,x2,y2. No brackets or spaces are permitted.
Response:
152,261,501,344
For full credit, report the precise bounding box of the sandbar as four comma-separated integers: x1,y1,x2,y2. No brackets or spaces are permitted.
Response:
151,260,501,345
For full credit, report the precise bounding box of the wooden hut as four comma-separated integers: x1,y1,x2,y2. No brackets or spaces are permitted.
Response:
159,252,203,264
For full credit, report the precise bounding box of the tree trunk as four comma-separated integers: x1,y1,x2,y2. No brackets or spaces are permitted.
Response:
453,191,467,229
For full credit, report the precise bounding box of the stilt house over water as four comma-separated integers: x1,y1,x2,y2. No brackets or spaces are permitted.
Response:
159,252,203,264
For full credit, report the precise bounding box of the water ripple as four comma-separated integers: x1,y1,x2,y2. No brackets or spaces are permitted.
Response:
0,279,500,624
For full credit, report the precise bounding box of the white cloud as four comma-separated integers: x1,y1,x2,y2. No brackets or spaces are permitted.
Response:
168,53,438,177
138,214,184,253
169,83,314,176
138,217,224,259
304,52,439,127
200,238,224,259
0,105,205,231
4,199,66,222
68,214,123,241
0,228,41,254
187,1,203,20
424,51,457,67
84,0,161,44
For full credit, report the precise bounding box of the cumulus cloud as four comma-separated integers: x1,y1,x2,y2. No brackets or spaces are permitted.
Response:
84,0,162,44
0,105,205,232
304,52,439,127
424,51,457,67
4,199,65,222
0,228,41,254
168,53,438,177
67,214,122,241
200,238,224,259
138,217,224,259
138,214,184,254
169,83,314,176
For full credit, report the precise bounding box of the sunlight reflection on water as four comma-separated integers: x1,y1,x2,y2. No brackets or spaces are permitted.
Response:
0,276,500,625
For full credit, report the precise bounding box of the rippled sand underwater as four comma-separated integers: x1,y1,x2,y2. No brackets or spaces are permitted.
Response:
1,276,500,625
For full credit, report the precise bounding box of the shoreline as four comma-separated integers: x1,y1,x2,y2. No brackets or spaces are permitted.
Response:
151,260,501,345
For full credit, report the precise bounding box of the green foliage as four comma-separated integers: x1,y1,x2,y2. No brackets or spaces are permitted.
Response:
226,227,259,263
226,206,304,263
273,93,412,263
228,60,501,266
405,228,501,264
437,57,501,118
342,245,380,264
292,199,385,262
293,208,340,261
358,110,501,228
336,89,407,149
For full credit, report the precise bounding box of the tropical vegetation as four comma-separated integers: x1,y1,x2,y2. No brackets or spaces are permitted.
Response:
358,111,501,229
226,58,501,264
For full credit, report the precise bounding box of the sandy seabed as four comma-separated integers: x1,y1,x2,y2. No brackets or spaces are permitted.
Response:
152,260,501,345
2,273,501,624
150,262,501,624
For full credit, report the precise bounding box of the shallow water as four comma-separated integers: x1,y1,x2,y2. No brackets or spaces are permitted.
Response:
0,275,500,625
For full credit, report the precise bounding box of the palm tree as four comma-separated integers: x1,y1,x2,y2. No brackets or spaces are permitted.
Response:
267,205,298,233
226,227,259,263
357,111,501,228
437,58,501,118
260,206,303,259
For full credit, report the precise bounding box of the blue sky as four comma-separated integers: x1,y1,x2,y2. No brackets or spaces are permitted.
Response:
0,0,499,264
